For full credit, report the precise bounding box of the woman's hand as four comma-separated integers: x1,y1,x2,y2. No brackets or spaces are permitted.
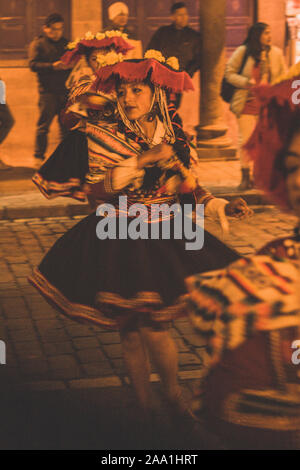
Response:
138,143,174,169
52,61,72,70
202,197,253,235
247,77,256,87
225,197,253,218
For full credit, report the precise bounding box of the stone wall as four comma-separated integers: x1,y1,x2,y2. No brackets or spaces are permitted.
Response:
0,67,60,166
71,0,102,39
258,0,287,49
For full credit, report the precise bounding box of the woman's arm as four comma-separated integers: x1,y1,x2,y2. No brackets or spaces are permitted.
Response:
225,46,251,89
84,144,173,201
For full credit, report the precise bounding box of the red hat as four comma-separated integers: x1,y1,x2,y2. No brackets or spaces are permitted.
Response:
92,58,195,94
245,75,300,210
61,34,133,66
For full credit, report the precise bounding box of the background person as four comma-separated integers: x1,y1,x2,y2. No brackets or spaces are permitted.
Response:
104,2,142,59
28,13,71,162
146,2,201,109
187,72,300,449
0,78,14,170
225,23,286,190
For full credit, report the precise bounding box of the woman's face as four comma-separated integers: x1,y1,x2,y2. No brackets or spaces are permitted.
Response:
260,27,271,47
285,130,300,218
117,82,153,121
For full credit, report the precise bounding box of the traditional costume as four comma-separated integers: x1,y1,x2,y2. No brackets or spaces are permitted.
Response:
32,32,133,200
61,31,133,128
29,56,239,330
186,71,300,449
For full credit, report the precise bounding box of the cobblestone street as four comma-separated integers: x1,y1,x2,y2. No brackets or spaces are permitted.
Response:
0,206,297,387
0,206,297,449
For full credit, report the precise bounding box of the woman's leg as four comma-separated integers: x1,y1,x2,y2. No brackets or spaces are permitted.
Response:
119,319,152,411
139,324,180,402
237,114,258,190
139,321,195,420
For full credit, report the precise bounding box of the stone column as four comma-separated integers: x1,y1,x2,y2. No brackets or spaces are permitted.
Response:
196,0,235,159
71,0,102,39
257,0,286,49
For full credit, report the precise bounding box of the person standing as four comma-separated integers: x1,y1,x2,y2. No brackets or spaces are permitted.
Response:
105,2,136,39
104,2,142,59
28,13,71,161
29,55,250,432
146,2,201,108
225,23,286,190
0,78,14,170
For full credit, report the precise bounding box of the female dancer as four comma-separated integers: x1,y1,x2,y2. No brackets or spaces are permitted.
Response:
32,31,132,200
29,52,250,421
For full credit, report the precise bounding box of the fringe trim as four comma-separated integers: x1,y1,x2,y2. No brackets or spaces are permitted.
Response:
29,268,188,329
32,173,87,201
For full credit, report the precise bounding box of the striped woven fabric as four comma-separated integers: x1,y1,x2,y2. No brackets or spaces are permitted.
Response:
186,255,300,365
85,122,141,184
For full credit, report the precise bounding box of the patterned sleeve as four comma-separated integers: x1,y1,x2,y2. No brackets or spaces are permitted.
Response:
68,74,94,104
84,122,145,202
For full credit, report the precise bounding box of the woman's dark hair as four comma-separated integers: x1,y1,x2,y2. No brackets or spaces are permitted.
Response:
171,2,186,14
44,13,64,27
83,45,114,62
243,22,269,62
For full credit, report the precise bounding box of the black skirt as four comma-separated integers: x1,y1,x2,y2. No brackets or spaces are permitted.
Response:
29,212,239,329
32,130,89,201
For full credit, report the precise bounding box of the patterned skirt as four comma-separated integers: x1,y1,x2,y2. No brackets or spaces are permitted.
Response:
28,212,239,329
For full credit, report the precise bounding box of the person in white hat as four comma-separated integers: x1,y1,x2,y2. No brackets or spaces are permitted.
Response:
106,2,136,39
105,2,142,59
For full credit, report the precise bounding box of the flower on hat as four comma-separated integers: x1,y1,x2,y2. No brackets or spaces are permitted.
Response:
96,32,106,40
106,29,128,39
144,49,165,63
166,56,179,71
96,50,124,67
66,30,129,50
67,37,81,49
85,31,94,40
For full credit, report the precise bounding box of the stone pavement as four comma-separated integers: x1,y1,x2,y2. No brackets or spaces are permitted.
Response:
0,206,297,449
0,206,296,390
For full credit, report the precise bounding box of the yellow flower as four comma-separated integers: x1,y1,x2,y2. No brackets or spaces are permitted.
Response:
166,56,179,71
96,32,105,40
106,30,119,38
67,41,76,50
85,31,94,40
96,50,124,68
67,37,81,49
144,49,165,63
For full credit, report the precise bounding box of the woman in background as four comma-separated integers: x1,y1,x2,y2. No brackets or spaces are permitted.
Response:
225,22,286,190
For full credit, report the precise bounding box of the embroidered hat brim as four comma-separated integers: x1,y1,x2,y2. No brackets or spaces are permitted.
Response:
91,58,195,94
61,37,134,65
